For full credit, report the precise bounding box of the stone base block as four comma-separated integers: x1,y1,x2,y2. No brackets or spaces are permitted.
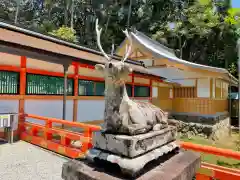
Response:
62,149,200,180
86,141,179,176
93,126,177,158
168,117,230,140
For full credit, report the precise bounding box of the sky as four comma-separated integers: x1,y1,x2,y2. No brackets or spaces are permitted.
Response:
232,0,240,8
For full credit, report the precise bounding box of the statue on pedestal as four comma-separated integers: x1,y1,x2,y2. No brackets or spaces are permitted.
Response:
61,19,201,180
84,19,180,176
94,19,168,136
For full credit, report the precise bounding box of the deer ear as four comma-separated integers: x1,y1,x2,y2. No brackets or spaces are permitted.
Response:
95,64,105,72
123,64,132,74
128,67,133,73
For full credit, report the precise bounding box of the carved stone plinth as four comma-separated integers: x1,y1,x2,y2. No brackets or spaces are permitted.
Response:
93,126,177,158
62,150,201,180
86,141,178,176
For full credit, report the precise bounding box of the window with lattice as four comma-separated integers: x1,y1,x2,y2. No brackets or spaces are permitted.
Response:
134,85,150,97
0,71,19,94
26,74,73,95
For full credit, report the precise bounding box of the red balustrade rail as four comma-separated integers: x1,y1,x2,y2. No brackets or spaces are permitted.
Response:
180,142,240,180
19,114,240,179
20,114,101,158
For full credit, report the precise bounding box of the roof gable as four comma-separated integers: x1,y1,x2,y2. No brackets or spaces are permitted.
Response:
116,30,238,85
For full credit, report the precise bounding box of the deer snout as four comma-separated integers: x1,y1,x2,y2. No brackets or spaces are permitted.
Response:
109,63,113,68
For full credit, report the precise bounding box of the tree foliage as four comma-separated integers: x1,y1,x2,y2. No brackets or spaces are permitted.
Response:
149,0,239,77
0,0,238,77
49,26,77,42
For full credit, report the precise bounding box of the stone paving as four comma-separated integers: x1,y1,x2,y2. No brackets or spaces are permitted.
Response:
0,140,68,180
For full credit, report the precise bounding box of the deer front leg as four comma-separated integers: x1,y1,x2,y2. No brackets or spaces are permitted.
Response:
119,101,130,129
153,110,168,131
128,105,146,125
127,103,151,135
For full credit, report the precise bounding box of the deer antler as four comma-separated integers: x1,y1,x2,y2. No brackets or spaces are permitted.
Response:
95,19,111,61
121,29,133,62
111,43,115,57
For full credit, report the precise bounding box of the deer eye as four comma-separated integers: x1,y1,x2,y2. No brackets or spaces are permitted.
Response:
109,63,113,68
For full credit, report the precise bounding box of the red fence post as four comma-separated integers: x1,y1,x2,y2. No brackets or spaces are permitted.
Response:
30,127,38,136
44,120,52,140
82,128,93,152
60,134,71,146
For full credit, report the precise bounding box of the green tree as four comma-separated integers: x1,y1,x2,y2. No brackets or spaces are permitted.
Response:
0,0,238,78
44,0,56,20
49,26,78,42
150,0,239,74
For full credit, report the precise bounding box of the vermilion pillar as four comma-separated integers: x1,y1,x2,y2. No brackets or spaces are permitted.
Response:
149,79,152,102
73,62,79,122
18,56,26,136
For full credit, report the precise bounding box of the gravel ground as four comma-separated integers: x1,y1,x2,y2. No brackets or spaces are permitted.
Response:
0,140,68,180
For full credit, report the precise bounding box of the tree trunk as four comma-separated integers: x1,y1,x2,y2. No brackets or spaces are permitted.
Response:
48,6,52,20
44,0,53,21
127,0,132,29
179,36,182,59
104,11,111,34
14,1,20,24
64,0,69,26
85,15,90,46
70,0,74,29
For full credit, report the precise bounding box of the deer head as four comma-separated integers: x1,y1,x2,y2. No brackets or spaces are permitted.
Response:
95,19,133,86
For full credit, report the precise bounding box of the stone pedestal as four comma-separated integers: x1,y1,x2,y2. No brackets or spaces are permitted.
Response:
93,126,177,158
62,150,201,180
86,141,178,176
62,126,200,179
86,126,178,176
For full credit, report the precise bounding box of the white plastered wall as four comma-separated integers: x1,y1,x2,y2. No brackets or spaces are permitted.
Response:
173,79,196,87
197,78,210,98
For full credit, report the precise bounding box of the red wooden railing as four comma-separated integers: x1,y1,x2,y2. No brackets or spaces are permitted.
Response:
20,114,240,179
180,142,240,180
20,114,101,158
